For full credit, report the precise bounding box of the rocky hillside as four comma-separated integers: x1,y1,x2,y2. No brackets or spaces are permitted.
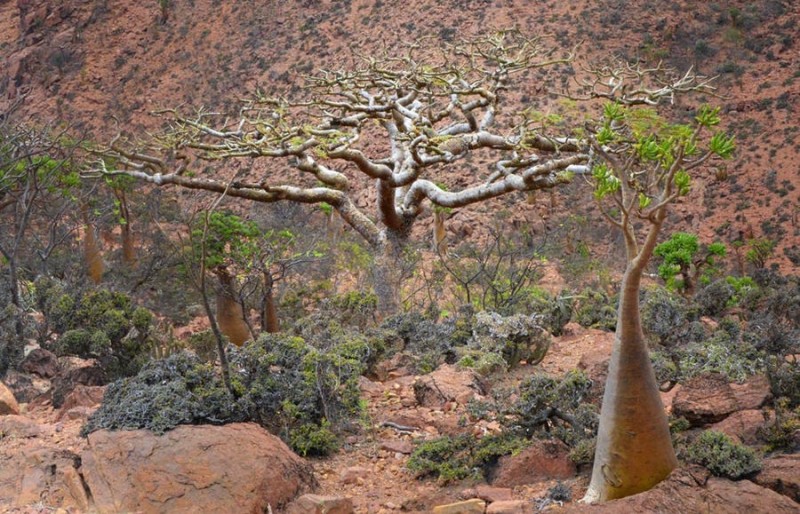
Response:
1,0,799,266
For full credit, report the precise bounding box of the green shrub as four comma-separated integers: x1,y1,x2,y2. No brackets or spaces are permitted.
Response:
230,332,368,437
328,290,378,328
467,311,551,368
512,370,597,445
568,437,596,467
380,311,459,373
685,430,761,479
758,398,800,451
642,287,699,346
407,433,528,483
695,279,735,316
187,330,218,363
517,288,573,336
82,352,243,436
47,288,156,380
55,329,92,357
767,358,800,407
289,420,339,457
574,290,617,331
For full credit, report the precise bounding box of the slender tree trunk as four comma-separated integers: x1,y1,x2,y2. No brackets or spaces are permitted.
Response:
114,189,137,266
433,210,447,256
198,272,232,393
215,268,250,346
82,205,103,284
262,272,280,333
5,257,25,367
583,264,677,502
682,268,696,297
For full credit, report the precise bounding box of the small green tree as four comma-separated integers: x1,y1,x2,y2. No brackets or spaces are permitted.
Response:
654,232,726,296
745,238,775,270
0,121,84,369
581,90,735,501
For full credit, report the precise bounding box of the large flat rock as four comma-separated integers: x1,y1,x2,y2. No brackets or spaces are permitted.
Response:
82,422,316,514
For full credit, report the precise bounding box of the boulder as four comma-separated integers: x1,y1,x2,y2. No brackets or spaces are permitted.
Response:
413,364,485,408
0,369,50,403
672,374,738,425
286,494,354,514
432,498,486,514
753,454,800,502
56,384,105,421
0,448,89,512
380,439,414,454
730,374,772,411
51,357,106,408
556,466,800,513
710,409,770,444
339,466,369,485
20,348,60,379
81,423,315,514
0,381,20,415
491,440,575,487
487,500,530,514
0,415,49,438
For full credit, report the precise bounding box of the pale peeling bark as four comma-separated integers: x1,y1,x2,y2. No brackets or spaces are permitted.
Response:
91,32,589,316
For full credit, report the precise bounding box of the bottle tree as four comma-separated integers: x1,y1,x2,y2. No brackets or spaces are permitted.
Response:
579,82,735,501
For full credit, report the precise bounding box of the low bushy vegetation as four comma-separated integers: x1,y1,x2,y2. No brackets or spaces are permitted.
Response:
39,282,155,380
685,430,762,479
84,329,376,456
510,370,598,446
407,433,529,482
81,352,240,436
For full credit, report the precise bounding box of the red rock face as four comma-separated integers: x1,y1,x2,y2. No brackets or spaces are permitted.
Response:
81,423,316,514
711,409,771,444
753,454,800,503
559,466,800,513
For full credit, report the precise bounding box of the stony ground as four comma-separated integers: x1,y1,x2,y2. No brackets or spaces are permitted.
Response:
6,321,798,513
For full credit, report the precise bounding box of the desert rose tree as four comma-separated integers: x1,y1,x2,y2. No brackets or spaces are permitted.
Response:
575,69,735,501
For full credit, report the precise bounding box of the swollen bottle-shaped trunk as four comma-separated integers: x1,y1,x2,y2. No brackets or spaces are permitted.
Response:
583,267,677,502
215,269,250,346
